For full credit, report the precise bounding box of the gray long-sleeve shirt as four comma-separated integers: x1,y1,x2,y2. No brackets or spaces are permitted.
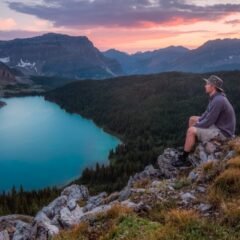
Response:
193,92,236,138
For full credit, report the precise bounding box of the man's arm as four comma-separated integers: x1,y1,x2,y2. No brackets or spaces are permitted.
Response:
198,109,208,122
193,98,223,128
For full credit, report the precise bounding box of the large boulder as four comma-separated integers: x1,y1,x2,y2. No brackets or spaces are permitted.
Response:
157,148,182,178
30,184,89,240
83,192,107,212
0,230,10,240
0,215,33,240
188,138,233,166
12,221,31,240
119,165,161,201
61,184,89,202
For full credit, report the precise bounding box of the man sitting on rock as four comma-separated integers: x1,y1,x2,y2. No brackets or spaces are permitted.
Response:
173,75,236,167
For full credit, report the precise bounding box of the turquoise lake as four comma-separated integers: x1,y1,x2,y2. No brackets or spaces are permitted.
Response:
0,96,121,192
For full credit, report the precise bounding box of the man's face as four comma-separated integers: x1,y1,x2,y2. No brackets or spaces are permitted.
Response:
204,82,216,94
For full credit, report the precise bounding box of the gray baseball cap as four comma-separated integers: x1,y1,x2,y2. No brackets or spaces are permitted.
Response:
203,75,224,92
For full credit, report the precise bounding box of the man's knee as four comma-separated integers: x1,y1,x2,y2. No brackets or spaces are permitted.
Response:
187,126,197,135
189,116,200,122
189,116,200,127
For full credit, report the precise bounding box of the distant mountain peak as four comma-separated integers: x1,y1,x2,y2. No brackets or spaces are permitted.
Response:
199,38,240,50
103,49,130,56
0,33,122,79
163,45,189,51
40,32,88,40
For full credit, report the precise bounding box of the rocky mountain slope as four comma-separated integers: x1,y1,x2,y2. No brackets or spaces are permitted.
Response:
1,136,240,240
103,46,189,75
171,38,240,73
103,39,240,75
0,62,17,85
0,62,44,98
0,33,122,79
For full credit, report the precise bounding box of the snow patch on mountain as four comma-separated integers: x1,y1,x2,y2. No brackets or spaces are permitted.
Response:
17,59,36,69
105,66,116,76
0,57,10,63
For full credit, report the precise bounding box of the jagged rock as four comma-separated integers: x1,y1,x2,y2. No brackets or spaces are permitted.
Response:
224,150,236,160
61,184,89,201
79,205,112,223
133,165,161,180
103,192,120,204
151,180,162,188
121,200,146,212
67,199,77,211
32,212,59,239
42,196,68,219
120,165,162,198
205,142,217,154
31,208,60,240
34,212,51,224
180,192,196,204
0,230,9,240
188,171,198,182
30,221,59,240
199,145,208,163
119,176,134,201
83,192,107,212
0,215,33,240
198,203,212,213
197,186,206,193
12,221,31,240
130,188,146,193
71,205,84,220
30,185,89,236
119,165,161,202
189,139,229,166
61,184,89,202
59,207,81,228
157,148,181,178
118,188,131,202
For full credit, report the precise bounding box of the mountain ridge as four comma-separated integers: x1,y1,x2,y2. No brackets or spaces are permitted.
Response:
103,38,240,74
1,33,240,84
0,33,123,79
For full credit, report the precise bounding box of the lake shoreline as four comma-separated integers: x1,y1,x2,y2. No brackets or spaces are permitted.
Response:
44,95,126,143
0,96,120,192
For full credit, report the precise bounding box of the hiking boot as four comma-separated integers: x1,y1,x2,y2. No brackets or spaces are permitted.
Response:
172,159,192,167
172,153,192,167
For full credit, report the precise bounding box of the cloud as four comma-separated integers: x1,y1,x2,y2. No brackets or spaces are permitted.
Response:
217,31,240,36
0,30,46,40
0,18,16,30
6,0,240,28
225,19,240,25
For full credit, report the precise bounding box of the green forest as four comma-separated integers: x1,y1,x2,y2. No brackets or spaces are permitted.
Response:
1,71,239,216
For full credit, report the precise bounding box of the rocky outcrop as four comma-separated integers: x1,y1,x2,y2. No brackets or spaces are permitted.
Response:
0,61,44,98
0,137,235,240
0,215,33,240
0,101,6,108
0,62,16,85
188,138,231,166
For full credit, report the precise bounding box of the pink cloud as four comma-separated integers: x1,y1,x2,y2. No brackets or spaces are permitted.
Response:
0,18,16,30
7,0,240,28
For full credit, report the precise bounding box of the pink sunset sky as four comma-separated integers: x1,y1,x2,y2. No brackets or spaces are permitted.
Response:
1,0,240,53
